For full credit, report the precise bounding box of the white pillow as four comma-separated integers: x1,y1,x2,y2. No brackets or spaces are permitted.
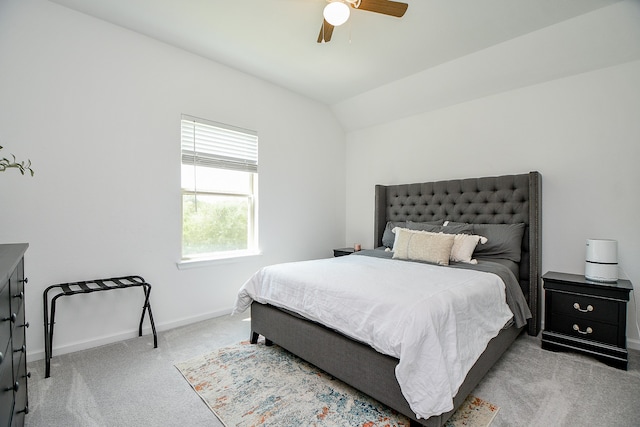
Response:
392,227,455,265
450,234,488,264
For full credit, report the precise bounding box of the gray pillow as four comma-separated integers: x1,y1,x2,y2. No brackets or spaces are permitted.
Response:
470,223,525,262
382,221,406,248
407,221,472,235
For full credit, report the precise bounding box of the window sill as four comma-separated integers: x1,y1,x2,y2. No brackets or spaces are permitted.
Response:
177,250,262,270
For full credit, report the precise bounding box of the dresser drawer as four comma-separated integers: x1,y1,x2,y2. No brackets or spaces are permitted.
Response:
548,312,619,346
9,260,24,304
11,339,25,386
11,317,25,359
0,339,9,373
9,293,24,324
11,353,27,426
550,291,619,324
0,284,10,352
0,353,14,427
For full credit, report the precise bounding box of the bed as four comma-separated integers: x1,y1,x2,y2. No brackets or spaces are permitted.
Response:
234,171,541,426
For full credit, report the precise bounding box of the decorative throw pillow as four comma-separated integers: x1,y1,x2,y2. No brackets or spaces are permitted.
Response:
392,228,455,266
450,234,488,264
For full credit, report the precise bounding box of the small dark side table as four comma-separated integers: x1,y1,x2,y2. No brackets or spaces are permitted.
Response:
541,271,633,370
43,275,158,378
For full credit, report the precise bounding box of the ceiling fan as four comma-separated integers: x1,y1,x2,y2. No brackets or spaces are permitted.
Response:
317,0,408,43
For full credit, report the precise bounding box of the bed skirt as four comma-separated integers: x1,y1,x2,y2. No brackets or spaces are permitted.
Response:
250,301,523,426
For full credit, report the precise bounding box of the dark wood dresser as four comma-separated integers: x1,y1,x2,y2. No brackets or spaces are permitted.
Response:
0,243,29,426
542,271,632,370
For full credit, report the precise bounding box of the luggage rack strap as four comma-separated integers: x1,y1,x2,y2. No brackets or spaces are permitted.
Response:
51,275,148,295
43,274,158,378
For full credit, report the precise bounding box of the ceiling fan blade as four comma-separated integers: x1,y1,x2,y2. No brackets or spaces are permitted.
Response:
354,0,408,17
317,19,335,43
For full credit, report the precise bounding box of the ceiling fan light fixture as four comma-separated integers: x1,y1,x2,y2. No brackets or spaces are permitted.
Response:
323,1,350,27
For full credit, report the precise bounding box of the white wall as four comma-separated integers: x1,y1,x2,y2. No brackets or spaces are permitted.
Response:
345,59,640,348
0,0,346,359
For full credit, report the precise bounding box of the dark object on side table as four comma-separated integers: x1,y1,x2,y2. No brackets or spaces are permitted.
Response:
333,247,355,257
43,275,158,378
541,271,633,370
0,243,30,426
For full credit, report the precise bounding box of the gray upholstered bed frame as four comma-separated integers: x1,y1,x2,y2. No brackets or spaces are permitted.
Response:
250,171,541,426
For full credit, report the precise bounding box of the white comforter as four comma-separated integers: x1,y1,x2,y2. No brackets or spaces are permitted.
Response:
232,255,513,420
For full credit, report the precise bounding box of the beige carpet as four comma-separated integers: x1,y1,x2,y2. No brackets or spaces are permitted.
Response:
176,340,499,427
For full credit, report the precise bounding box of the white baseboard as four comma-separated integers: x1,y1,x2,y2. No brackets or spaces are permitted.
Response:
27,308,640,361
27,308,233,361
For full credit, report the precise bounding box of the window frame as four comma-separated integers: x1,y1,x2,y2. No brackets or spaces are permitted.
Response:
179,115,259,265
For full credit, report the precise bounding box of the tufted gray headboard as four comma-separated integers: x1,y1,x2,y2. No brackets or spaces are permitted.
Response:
374,172,542,336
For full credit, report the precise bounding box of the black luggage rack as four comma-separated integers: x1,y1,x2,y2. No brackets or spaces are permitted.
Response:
43,275,157,378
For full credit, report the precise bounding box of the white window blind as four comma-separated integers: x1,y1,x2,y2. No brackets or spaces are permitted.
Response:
181,114,258,173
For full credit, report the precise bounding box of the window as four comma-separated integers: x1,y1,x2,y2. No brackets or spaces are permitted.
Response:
180,115,258,261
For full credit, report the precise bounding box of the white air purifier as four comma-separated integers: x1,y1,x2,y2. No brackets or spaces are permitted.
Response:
585,239,618,282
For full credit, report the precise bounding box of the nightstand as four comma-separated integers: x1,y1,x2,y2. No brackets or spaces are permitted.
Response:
333,247,355,257
541,271,633,370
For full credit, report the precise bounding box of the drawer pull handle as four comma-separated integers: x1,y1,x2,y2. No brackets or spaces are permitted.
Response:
2,313,17,323
573,303,593,313
4,381,19,392
573,324,593,335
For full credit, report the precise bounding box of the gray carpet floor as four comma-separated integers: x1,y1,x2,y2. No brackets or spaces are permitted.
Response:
25,313,640,427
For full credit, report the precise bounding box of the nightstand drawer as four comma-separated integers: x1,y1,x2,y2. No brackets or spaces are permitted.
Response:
550,291,619,324
547,313,618,346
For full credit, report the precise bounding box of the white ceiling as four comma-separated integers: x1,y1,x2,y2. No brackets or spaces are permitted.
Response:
47,0,623,107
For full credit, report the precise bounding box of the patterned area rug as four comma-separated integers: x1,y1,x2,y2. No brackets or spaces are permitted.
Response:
175,341,499,427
